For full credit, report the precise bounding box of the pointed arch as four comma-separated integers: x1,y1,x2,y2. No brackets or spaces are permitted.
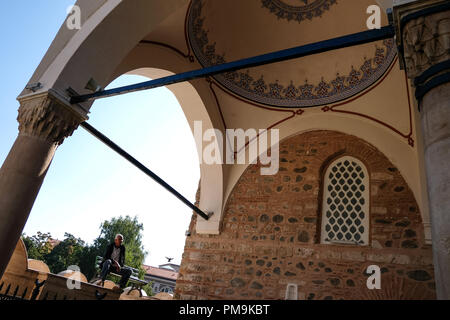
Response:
320,156,370,246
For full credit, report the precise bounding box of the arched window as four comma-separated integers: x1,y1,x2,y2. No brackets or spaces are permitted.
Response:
320,156,369,246
160,286,173,293
285,284,298,300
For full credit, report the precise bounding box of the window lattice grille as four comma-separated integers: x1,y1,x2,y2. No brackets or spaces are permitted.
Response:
321,156,369,245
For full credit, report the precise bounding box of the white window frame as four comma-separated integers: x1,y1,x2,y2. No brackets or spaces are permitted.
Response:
285,283,298,300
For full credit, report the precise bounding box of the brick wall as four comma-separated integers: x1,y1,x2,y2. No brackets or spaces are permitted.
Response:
175,130,435,300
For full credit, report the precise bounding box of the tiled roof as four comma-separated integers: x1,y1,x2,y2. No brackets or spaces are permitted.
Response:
142,265,178,281
47,239,61,249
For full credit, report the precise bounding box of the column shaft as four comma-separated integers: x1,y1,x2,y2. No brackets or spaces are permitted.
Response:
394,0,450,299
421,82,450,299
0,92,83,279
0,136,57,277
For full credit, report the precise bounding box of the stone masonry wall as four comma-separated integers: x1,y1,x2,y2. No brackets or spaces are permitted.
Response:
175,130,436,300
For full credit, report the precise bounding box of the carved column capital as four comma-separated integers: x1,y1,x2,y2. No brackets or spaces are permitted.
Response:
393,0,450,100
17,92,86,145
403,10,450,79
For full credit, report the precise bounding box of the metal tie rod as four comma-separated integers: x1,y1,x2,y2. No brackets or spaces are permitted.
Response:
70,26,395,104
80,121,211,221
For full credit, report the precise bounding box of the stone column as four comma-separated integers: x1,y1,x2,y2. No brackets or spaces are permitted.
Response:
0,92,84,279
394,0,450,299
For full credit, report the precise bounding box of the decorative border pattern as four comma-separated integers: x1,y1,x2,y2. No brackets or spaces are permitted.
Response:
142,1,412,148
322,57,415,147
208,80,304,156
209,56,414,149
188,0,398,108
261,0,337,23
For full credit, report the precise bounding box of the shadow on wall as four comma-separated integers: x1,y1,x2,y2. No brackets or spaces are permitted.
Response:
176,130,436,300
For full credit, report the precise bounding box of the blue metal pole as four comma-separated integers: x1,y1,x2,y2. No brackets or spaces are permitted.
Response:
80,122,211,221
70,26,395,104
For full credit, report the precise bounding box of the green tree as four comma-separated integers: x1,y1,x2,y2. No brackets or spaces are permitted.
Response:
78,245,101,281
142,281,153,296
20,215,148,283
88,215,148,281
22,231,53,261
44,233,86,274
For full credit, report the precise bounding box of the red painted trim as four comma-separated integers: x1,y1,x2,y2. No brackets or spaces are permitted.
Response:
184,1,412,147
139,40,194,62
321,57,415,147
404,71,415,147
208,81,302,156
208,80,228,130
184,0,194,62
138,1,195,63
208,57,414,162
210,81,298,114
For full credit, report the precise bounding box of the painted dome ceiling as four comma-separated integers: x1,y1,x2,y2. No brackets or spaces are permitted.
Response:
187,0,396,108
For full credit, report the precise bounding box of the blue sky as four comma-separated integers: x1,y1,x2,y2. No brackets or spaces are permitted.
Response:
0,1,200,266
